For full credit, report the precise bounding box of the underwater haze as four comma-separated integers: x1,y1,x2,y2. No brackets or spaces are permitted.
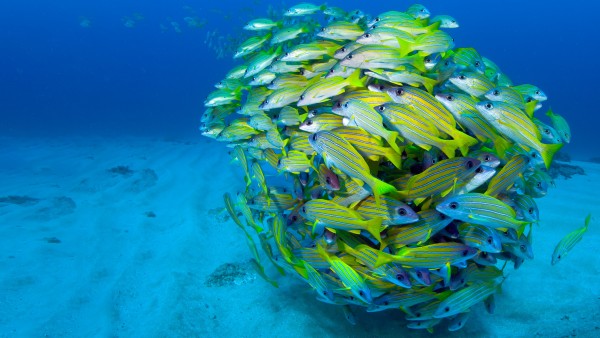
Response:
1,0,599,337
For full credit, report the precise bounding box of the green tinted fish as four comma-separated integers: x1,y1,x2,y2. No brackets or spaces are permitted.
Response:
341,45,425,71
514,194,539,222
280,42,329,62
217,123,259,142
317,21,364,40
450,71,495,97
271,24,311,44
302,260,335,301
436,193,529,233
308,130,397,204
249,112,276,131
271,214,294,263
376,103,458,159
452,48,485,73
300,199,383,242
433,280,499,318
333,126,402,168
235,193,263,233
231,145,251,187
513,84,547,102
237,87,272,116
355,195,418,226
317,244,373,303
407,4,430,19
204,88,242,107
376,18,439,36
456,164,496,194
297,69,364,106
334,99,401,154
356,26,415,48
248,71,277,86
260,85,306,110
234,33,272,58
546,108,571,143
245,46,283,78
276,106,306,126
431,15,459,28
484,86,525,110
476,101,562,168
285,3,326,16
400,30,454,57
299,113,344,133
323,6,347,18
289,133,315,155
268,61,304,74
244,18,281,31
337,89,391,108
247,133,278,149
369,287,438,312
386,86,478,154
225,64,247,79
552,214,591,265
534,118,563,144
365,69,437,94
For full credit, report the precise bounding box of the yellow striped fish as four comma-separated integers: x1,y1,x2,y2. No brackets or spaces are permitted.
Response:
300,199,383,242
551,213,591,265
433,280,500,318
317,244,373,304
484,154,530,196
355,195,418,226
385,209,453,249
375,243,478,269
333,126,402,168
308,130,397,204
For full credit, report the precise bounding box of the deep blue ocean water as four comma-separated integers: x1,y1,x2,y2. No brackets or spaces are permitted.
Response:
0,0,598,159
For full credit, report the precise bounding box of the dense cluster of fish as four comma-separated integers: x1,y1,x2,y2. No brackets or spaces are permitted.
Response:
200,3,584,332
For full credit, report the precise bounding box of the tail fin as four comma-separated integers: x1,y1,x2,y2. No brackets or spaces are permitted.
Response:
385,131,401,154
438,139,458,159
422,76,438,94
493,136,511,159
369,176,398,205
525,100,538,118
425,21,442,33
540,142,563,169
346,68,365,88
364,217,383,243
385,147,402,169
398,39,414,57
410,54,426,73
452,131,478,155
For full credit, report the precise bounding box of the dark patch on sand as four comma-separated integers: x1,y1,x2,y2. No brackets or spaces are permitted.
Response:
204,261,256,287
0,195,40,206
108,165,135,177
549,162,585,180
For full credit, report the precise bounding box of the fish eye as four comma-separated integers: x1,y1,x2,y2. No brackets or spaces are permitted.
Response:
535,90,540,95
325,177,331,184
306,120,313,126
484,155,491,161
520,244,526,252
487,237,493,244
263,99,269,105
425,57,431,62
383,300,389,306
364,33,371,38
444,61,450,66
396,88,405,95
466,160,474,169
493,90,500,96
300,95,305,100
375,17,380,22
341,47,346,52
462,250,469,256
526,97,533,103
416,271,423,278
458,75,466,80
343,102,349,108
446,95,453,101
321,27,326,32
299,69,305,75
440,213,447,220
285,52,289,57
420,9,425,12
536,182,542,188
291,215,298,221
485,103,493,109
451,20,456,23
449,202,459,209
335,102,342,108
379,85,385,90
531,152,538,158
277,158,282,166
544,128,550,134
476,167,483,173
444,306,450,312
358,290,364,296
396,273,405,280
346,54,353,60
528,207,534,214
329,68,335,74
377,105,385,111
301,206,306,213
311,134,318,141
398,208,407,216
475,61,481,67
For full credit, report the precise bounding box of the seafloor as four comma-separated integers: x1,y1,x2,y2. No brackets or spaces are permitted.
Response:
0,136,598,337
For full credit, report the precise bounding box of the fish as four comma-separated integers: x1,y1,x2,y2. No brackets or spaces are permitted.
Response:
484,154,531,196
449,71,495,98
385,209,453,249
355,195,419,226
333,126,403,168
244,18,281,31
459,223,502,253
297,69,364,106
476,101,562,168
436,193,529,233
512,84,547,102
333,99,401,154
374,242,478,269
308,130,397,204
317,244,373,303
545,108,571,143
551,214,592,265
299,113,344,133
431,15,459,28
317,21,364,40
433,280,500,318
285,3,326,16
300,199,383,242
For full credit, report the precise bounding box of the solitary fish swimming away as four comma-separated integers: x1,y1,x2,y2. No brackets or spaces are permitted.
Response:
551,214,592,265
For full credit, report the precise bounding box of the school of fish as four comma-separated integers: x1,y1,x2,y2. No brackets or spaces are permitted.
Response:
200,3,588,333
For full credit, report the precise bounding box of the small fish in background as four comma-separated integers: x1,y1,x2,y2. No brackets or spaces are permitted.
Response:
552,214,592,265
79,16,91,28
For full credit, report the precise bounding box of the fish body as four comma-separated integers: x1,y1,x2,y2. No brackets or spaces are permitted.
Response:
551,214,591,265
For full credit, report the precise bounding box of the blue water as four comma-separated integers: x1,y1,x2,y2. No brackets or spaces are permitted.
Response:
0,0,598,158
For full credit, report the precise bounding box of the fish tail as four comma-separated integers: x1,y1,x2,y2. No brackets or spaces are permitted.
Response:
426,21,441,32
370,176,398,200
398,39,413,57
493,136,511,159
374,250,395,268
346,68,365,88
439,139,458,159
410,54,426,73
365,217,383,243
385,147,403,169
540,142,563,169
525,100,538,118
422,77,437,94
452,131,478,155
386,131,401,154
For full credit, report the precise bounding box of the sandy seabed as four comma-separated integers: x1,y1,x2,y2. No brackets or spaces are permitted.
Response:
0,136,598,338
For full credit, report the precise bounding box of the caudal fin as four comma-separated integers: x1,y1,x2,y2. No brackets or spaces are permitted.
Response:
385,131,401,154
369,176,398,205
385,147,403,169
364,217,383,243
438,139,458,159
346,68,365,88
540,142,563,169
